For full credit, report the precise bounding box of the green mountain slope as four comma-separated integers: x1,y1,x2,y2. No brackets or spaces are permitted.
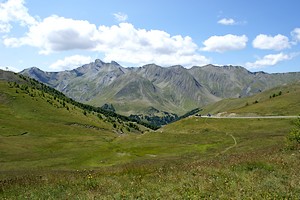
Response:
0,70,150,169
200,81,300,116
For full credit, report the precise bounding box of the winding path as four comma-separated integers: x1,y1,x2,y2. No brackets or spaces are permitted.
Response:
220,133,237,154
203,118,238,156
201,115,298,156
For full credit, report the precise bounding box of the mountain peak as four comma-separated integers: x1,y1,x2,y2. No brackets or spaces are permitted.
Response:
202,64,217,68
111,61,121,66
142,63,162,68
170,65,184,69
95,59,104,65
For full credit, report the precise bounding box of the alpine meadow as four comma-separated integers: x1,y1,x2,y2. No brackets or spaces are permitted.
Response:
1,0,300,199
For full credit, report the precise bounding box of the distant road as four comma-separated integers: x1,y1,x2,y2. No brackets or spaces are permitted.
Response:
200,116,299,119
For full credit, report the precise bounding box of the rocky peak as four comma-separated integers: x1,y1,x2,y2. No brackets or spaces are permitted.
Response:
110,61,121,66
95,59,104,65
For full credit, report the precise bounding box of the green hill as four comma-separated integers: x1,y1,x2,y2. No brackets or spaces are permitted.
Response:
0,70,149,170
200,81,300,116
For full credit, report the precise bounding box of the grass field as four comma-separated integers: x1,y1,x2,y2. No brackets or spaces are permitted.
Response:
1,76,300,198
200,81,300,116
1,113,300,198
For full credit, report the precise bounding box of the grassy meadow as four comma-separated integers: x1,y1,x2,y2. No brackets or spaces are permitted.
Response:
1,77,300,199
200,81,300,116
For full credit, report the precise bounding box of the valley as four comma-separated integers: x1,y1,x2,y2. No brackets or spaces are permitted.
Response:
1,68,300,198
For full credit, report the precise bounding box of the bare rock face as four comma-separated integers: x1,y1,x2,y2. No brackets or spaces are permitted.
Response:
21,59,300,115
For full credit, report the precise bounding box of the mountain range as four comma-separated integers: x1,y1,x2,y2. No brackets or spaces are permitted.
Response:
21,59,300,115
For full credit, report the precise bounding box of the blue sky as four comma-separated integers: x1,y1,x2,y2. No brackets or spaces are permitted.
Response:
0,0,300,73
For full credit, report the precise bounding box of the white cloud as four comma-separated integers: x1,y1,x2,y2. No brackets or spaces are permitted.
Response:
4,15,99,54
0,65,20,72
0,0,37,33
4,17,210,67
49,55,93,71
113,12,128,22
245,52,293,69
202,34,248,53
291,28,300,42
252,34,290,51
1,1,209,68
94,23,210,67
217,18,235,25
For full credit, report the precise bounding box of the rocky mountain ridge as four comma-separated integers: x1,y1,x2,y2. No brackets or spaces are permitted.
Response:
21,59,300,115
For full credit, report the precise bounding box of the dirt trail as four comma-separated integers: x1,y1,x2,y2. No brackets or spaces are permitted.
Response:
203,118,237,156
220,133,237,154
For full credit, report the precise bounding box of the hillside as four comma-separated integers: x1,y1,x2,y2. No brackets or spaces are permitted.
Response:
0,70,153,169
21,60,300,116
200,81,300,116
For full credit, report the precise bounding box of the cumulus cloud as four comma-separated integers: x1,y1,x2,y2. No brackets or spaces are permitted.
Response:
94,23,210,67
202,34,248,53
3,15,99,54
252,34,290,51
113,12,128,22
1,0,210,67
245,52,294,69
217,18,235,25
291,28,300,43
49,55,93,71
0,0,37,33
4,18,210,67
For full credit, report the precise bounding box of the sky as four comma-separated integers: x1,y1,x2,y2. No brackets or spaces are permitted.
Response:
0,0,300,73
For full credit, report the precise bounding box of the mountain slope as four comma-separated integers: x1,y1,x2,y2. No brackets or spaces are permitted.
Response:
190,65,300,98
21,60,300,115
88,71,168,114
0,71,115,169
135,64,220,112
22,59,127,102
0,70,149,134
200,81,300,116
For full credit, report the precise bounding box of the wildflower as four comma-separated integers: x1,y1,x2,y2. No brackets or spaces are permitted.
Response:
87,173,93,179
